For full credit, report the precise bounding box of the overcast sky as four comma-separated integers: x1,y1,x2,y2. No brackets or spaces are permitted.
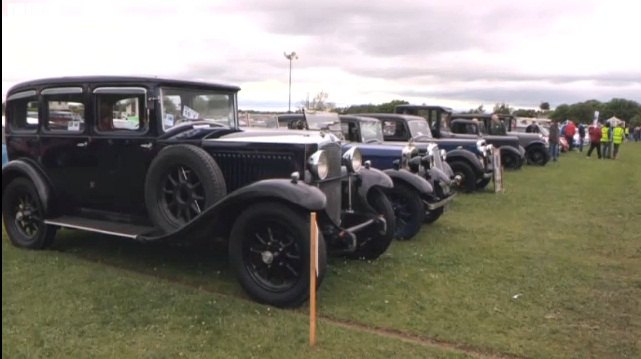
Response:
2,0,640,112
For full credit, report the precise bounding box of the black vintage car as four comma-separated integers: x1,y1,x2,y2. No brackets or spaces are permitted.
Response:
2,76,396,308
447,118,526,170
451,113,550,166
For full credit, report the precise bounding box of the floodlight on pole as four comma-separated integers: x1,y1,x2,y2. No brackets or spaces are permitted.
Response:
284,51,298,113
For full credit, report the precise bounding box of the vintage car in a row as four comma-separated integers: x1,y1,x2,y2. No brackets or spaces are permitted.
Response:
355,112,495,193
451,112,550,166
2,76,397,308
275,112,456,240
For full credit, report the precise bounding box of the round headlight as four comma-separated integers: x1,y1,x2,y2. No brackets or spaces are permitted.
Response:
440,149,447,161
476,140,487,157
342,147,363,173
402,143,418,158
308,150,329,180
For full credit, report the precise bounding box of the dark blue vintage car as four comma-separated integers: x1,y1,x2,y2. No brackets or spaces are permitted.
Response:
276,112,456,240
354,113,495,193
2,76,397,308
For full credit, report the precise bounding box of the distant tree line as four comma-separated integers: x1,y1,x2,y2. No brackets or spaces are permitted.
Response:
334,97,641,127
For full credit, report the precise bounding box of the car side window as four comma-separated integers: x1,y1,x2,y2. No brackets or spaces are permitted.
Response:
95,95,146,132
44,97,85,133
6,90,38,132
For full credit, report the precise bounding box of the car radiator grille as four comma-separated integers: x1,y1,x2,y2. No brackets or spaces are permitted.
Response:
212,152,296,191
433,147,445,171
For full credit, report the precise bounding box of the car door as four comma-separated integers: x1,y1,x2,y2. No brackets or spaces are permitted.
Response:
87,86,157,215
38,86,95,211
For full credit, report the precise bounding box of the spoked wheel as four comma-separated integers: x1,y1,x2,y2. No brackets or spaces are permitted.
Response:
229,203,326,308
160,165,206,223
386,183,424,240
2,178,56,249
145,145,226,232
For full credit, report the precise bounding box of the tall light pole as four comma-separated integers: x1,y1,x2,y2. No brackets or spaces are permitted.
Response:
284,51,298,113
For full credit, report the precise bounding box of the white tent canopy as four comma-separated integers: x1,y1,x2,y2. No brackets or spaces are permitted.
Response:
606,116,625,126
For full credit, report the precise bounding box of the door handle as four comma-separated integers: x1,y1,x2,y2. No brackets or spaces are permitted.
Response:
76,141,88,148
140,142,153,149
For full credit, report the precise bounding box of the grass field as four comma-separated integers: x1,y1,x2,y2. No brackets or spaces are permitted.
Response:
3,142,641,358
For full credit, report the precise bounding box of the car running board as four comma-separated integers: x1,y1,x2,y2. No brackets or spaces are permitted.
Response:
45,216,157,239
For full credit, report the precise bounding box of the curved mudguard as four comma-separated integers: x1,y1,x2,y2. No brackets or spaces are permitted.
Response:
2,159,56,216
445,149,485,175
383,168,433,196
138,178,326,242
356,167,394,199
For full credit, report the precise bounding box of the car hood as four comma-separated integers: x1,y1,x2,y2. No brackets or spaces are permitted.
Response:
213,128,339,146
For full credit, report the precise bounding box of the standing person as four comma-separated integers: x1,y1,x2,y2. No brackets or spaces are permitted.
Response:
612,123,625,159
489,114,507,135
565,120,576,151
526,121,540,133
635,126,641,142
601,122,611,159
578,123,586,152
586,122,601,159
548,120,560,162
624,125,630,142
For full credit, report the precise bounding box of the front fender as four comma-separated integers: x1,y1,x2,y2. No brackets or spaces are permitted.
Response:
355,167,394,199
2,159,56,216
383,168,433,195
138,179,326,242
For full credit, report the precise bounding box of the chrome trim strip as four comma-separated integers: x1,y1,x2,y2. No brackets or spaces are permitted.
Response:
44,220,139,239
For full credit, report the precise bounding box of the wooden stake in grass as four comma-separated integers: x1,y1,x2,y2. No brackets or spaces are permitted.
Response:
309,212,318,347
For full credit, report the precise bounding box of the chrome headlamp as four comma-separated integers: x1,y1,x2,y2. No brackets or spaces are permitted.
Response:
476,139,487,157
440,149,447,161
308,150,329,180
342,146,363,173
401,142,418,169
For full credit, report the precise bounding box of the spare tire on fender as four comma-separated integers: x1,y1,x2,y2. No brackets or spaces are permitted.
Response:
145,144,227,232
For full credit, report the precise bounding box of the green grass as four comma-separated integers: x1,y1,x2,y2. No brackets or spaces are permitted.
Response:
3,143,641,358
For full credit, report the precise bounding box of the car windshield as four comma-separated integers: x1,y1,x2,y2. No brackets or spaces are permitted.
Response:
359,119,384,143
305,112,341,131
239,113,279,128
160,87,237,131
407,119,433,138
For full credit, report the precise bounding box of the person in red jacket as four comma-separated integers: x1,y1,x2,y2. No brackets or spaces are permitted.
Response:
565,120,576,151
586,122,601,158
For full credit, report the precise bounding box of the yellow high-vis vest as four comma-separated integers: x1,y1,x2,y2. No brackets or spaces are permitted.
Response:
613,127,624,144
601,127,610,142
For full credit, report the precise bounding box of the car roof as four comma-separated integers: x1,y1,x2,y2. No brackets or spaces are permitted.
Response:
7,76,240,96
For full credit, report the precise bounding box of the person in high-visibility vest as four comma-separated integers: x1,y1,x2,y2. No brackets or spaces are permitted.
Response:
601,123,611,159
612,123,625,159
624,126,630,141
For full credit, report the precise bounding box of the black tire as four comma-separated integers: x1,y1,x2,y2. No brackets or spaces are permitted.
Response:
347,189,396,259
449,161,477,193
145,145,227,232
501,151,522,170
424,207,444,224
386,183,425,240
476,177,491,190
229,203,326,308
2,178,56,249
527,147,550,166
